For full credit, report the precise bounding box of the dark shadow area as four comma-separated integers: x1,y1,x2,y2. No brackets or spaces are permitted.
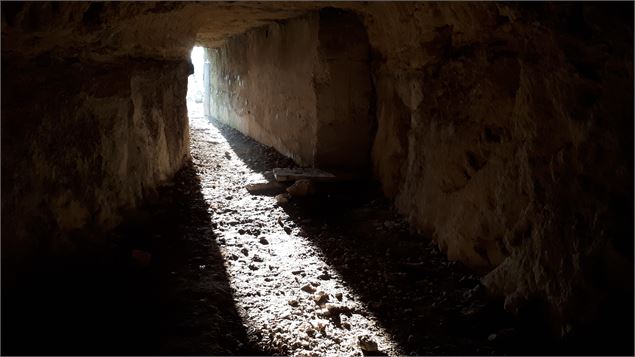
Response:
210,118,634,356
2,162,264,356
279,188,634,356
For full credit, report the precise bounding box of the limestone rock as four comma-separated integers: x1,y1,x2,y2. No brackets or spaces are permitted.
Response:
357,334,378,352
275,193,290,205
286,179,315,197
245,181,284,194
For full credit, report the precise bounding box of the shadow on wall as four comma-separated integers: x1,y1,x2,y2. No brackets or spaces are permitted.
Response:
1,162,264,356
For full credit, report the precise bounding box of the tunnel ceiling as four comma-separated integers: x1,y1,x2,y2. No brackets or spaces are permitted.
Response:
1,2,332,60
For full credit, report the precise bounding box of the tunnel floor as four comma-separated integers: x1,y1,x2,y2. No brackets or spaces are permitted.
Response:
3,110,605,356
180,116,511,356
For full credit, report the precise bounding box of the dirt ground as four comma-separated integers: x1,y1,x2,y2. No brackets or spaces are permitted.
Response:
2,110,627,356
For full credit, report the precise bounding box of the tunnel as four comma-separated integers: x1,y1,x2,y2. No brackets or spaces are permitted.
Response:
1,2,633,356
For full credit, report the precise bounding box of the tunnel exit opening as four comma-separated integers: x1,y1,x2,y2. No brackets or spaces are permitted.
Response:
186,46,208,124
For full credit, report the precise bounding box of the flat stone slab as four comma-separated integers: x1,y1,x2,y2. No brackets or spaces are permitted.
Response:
273,168,338,182
244,181,284,194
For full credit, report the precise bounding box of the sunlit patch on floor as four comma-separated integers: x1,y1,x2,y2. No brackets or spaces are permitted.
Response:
186,115,402,355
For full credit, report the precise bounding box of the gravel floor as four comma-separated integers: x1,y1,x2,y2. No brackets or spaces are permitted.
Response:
169,114,530,356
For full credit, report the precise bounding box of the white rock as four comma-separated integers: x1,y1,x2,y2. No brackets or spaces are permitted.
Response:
275,193,290,204
286,179,315,196
301,284,317,293
313,291,329,305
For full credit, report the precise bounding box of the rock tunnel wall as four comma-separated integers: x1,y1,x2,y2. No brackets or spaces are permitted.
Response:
1,55,191,269
208,9,374,170
208,14,321,167
355,3,634,332
313,9,374,170
1,2,632,335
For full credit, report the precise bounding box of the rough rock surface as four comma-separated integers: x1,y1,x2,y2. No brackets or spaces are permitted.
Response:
208,13,320,166
356,2,634,334
286,179,315,197
2,1,632,338
2,56,190,271
208,9,374,170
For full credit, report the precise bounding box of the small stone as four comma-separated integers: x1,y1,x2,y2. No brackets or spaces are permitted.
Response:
324,303,351,316
275,193,290,204
461,305,480,316
131,249,152,266
284,226,292,234
240,247,249,256
315,319,328,334
245,181,282,193
259,236,269,244
357,335,378,352
288,298,299,307
313,291,329,305
335,292,343,301
286,179,315,197
487,333,497,341
301,284,317,293
496,327,516,339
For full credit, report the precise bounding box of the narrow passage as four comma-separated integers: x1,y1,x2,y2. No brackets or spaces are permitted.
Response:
182,113,559,355
189,114,403,355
